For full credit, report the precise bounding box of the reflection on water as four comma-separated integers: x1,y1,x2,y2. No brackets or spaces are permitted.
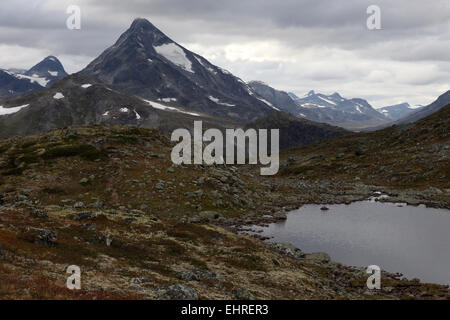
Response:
251,200,450,285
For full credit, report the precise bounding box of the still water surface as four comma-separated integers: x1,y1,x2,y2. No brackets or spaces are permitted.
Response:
251,200,450,285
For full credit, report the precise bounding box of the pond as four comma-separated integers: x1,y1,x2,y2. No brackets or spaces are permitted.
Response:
247,197,450,285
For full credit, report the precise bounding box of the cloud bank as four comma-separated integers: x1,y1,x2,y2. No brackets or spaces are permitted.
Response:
0,0,448,107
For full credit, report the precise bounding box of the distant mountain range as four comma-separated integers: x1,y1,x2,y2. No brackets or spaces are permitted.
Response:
249,81,390,130
81,18,276,122
0,18,448,144
281,100,450,189
0,73,233,139
0,56,67,97
377,102,423,121
245,111,348,150
393,90,450,125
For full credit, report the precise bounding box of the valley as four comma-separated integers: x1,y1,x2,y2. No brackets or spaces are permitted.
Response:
0,17,449,301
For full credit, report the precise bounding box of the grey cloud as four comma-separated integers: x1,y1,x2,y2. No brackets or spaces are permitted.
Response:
0,0,448,107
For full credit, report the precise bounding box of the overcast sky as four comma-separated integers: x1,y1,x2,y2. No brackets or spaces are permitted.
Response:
0,0,449,108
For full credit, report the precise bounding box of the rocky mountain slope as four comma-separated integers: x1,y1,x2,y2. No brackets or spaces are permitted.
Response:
394,90,450,125
0,73,351,152
249,82,390,130
81,18,276,122
377,102,422,121
0,125,448,300
248,81,300,115
0,73,235,139
0,56,68,97
281,103,450,196
24,56,68,87
246,112,348,150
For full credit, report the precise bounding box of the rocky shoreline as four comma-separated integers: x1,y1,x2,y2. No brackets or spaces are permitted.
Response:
0,126,449,299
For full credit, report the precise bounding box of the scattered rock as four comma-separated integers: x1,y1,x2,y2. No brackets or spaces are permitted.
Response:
25,227,57,246
196,211,223,223
272,258,281,266
232,289,255,300
122,217,136,224
30,208,48,218
156,284,198,300
79,178,90,186
303,252,331,263
270,242,305,260
180,269,217,282
73,211,97,221
20,189,33,196
73,201,85,209
130,276,152,284
273,211,287,220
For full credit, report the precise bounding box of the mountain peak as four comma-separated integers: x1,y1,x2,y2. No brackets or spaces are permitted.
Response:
331,92,342,99
129,18,158,31
127,18,167,38
307,90,316,96
131,17,151,26
26,55,67,77
81,18,275,121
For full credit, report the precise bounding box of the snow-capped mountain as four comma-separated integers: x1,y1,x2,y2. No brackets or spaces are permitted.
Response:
249,82,390,130
377,102,422,121
81,18,276,122
0,56,68,97
0,73,228,139
25,56,68,86
0,69,44,96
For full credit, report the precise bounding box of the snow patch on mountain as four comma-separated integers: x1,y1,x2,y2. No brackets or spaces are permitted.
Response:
255,97,280,111
158,97,177,103
194,56,217,74
0,104,30,116
154,43,194,73
143,99,200,116
14,73,49,87
208,96,236,107
318,96,337,106
53,92,64,100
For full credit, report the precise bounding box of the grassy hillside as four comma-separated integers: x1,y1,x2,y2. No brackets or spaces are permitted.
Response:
0,126,448,299
281,104,450,195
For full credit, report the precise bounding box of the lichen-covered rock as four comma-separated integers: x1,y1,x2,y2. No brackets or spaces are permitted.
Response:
232,289,255,300
73,211,97,221
156,284,198,300
270,242,305,260
24,227,57,246
303,252,331,263
180,269,217,282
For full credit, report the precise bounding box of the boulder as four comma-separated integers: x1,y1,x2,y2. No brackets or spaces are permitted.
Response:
25,227,57,246
232,289,255,300
303,252,331,263
270,242,305,260
180,269,217,282
156,284,198,300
